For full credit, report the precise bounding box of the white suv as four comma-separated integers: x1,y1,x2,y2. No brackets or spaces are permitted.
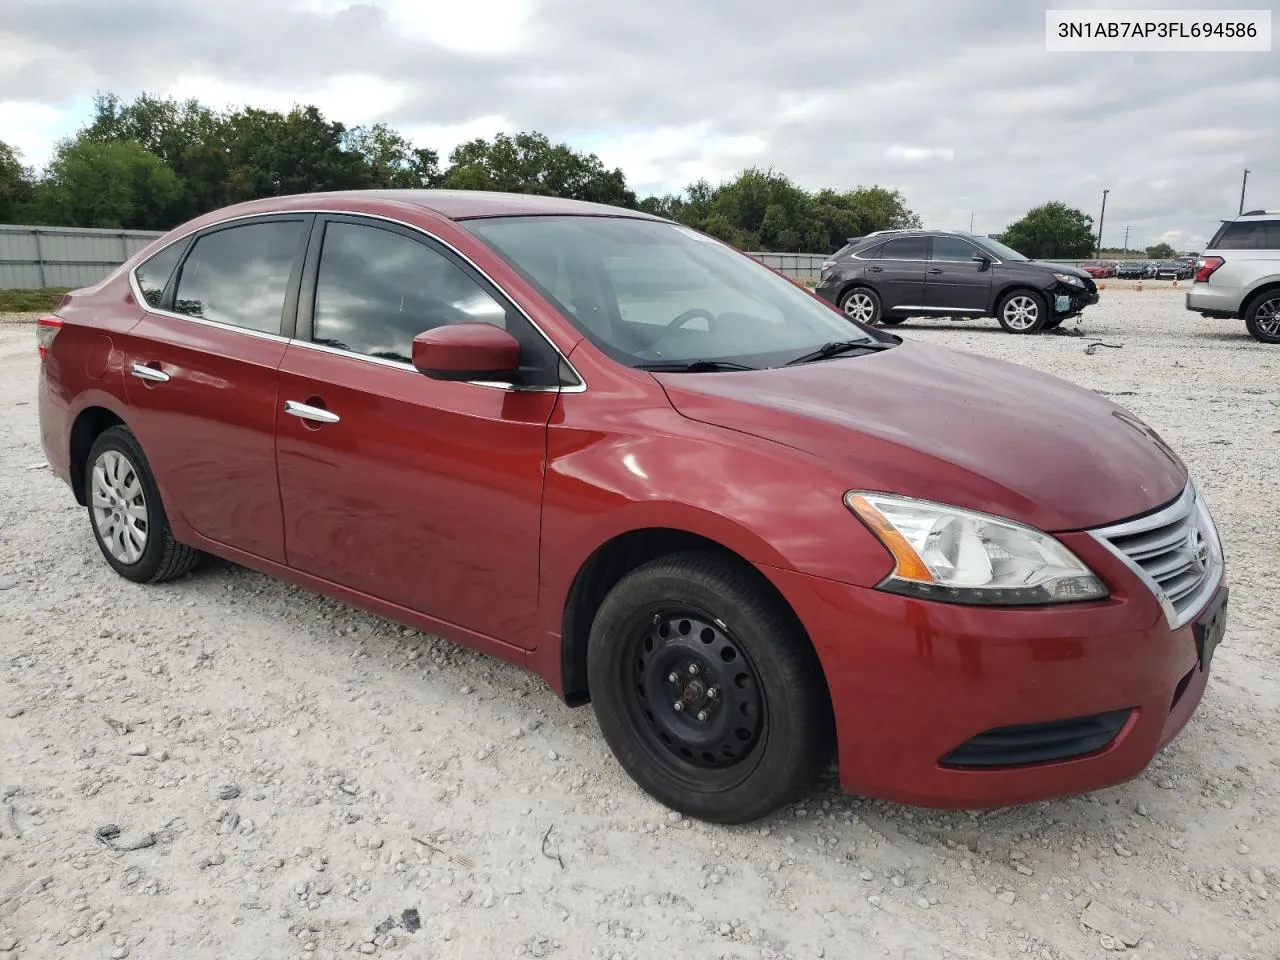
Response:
1186,210,1280,343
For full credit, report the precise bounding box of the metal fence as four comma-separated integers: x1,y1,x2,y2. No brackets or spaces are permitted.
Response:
0,224,164,289
0,222,1162,290
746,251,828,280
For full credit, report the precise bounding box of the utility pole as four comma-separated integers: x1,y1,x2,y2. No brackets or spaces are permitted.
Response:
1239,169,1250,215
1123,226,1130,253
1095,189,1109,257
969,212,975,232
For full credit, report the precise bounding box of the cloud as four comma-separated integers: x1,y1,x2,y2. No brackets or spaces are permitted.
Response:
1,0,1276,248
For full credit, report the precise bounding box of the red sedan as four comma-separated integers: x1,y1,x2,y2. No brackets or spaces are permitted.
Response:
37,191,1228,822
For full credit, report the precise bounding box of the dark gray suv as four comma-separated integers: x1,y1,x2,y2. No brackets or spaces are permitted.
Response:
815,231,1100,334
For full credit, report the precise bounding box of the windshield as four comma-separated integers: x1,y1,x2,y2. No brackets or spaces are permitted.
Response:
972,236,1030,262
465,215,882,369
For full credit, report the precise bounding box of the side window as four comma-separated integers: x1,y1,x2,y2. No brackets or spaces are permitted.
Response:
173,221,304,334
312,222,509,364
930,237,980,262
134,241,185,307
1209,220,1280,250
879,236,929,260
856,242,885,259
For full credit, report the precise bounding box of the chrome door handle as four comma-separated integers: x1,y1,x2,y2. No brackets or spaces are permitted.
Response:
130,362,170,383
284,400,340,425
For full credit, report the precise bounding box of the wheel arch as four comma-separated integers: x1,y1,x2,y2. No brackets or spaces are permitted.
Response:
991,281,1050,315
558,527,824,709
69,406,128,506
1243,279,1280,313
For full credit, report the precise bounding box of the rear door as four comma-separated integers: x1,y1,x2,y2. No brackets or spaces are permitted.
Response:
923,235,993,313
274,215,563,645
870,235,928,312
121,216,310,562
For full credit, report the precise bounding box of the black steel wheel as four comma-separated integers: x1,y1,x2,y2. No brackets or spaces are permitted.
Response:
587,551,834,823
630,610,764,770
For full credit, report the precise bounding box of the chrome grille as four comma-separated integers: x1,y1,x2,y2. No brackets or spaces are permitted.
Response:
1088,483,1223,629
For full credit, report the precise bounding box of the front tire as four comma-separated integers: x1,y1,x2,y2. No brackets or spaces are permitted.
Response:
997,290,1049,334
586,551,834,824
839,286,882,326
1243,291,1280,344
86,426,201,584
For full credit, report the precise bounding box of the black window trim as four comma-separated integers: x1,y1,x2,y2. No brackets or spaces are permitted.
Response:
128,209,585,393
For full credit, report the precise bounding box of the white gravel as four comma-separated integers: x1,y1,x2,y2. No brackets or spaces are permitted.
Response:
1,285,1277,960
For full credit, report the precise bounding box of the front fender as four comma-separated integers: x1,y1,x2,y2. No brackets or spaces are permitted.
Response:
537,416,897,642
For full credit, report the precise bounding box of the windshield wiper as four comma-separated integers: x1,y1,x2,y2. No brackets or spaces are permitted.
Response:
635,360,758,373
785,339,894,366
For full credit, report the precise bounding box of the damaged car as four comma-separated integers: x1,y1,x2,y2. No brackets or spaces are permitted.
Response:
816,230,1100,334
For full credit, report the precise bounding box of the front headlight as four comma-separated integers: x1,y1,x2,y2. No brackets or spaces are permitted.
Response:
845,492,1108,605
1054,273,1085,287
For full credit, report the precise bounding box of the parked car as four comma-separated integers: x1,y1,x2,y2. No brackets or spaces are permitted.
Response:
1115,261,1147,279
1155,260,1194,281
815,231,1099,333
1186,209,1280,343
37,191,1226,822
1078,261,1113,279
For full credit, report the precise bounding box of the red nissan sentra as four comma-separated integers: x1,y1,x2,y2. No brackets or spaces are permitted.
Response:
36,191,1228,823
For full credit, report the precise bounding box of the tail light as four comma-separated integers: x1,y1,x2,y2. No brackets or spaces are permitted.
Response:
1194,256,1224,283
36,316,63,360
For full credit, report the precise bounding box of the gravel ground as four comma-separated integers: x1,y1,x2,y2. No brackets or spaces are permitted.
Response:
1,286,1278,960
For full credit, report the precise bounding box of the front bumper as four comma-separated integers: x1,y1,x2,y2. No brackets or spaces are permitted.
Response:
764,530,1219,808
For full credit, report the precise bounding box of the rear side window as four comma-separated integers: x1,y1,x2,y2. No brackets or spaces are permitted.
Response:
134,242,184,307
855,242,886,259
880,236,929,260
1208,220,1280,250
173,221,305,334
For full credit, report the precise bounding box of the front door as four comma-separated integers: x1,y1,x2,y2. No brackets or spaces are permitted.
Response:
275,216,563,646
121,216,311,563
922,235,993,314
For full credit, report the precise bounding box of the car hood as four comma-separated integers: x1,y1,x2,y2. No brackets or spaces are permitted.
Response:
657,341,1187,532
1032,261,1094,281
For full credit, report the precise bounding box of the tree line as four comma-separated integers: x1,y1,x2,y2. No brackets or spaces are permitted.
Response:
0,93,1177,259
0,93,920,254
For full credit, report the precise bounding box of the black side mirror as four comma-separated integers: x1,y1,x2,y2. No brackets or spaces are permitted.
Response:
971,254,991,271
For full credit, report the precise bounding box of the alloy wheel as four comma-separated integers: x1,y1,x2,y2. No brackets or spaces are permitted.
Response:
1255,297,1280,338
1002,295,1040,331
842,292,877,324
91,449,149,565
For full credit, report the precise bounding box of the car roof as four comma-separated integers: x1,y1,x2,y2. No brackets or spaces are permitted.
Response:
251,189,662,221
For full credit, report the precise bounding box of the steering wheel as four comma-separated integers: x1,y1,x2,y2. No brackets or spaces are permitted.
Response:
666,308,717,331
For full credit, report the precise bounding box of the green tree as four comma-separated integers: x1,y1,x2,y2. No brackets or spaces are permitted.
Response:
1145,242,1176,259
344,123,442,188
1000,202,1096,259
25,139,182,229
0,140,35,222
443,132,635,207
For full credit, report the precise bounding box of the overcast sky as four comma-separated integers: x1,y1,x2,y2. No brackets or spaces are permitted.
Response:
2,0,1276,249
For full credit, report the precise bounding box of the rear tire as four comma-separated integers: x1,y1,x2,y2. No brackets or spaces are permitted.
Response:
839,286,882,326
1243,291,1280,344
996,290,1048,334
586,551,834,824
86,426,201,584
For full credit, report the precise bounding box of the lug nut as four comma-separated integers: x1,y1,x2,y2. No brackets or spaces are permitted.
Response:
687,663,699,676
668,672,679,683
707,687,719,700
672,701,683,712
696,710,709,722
